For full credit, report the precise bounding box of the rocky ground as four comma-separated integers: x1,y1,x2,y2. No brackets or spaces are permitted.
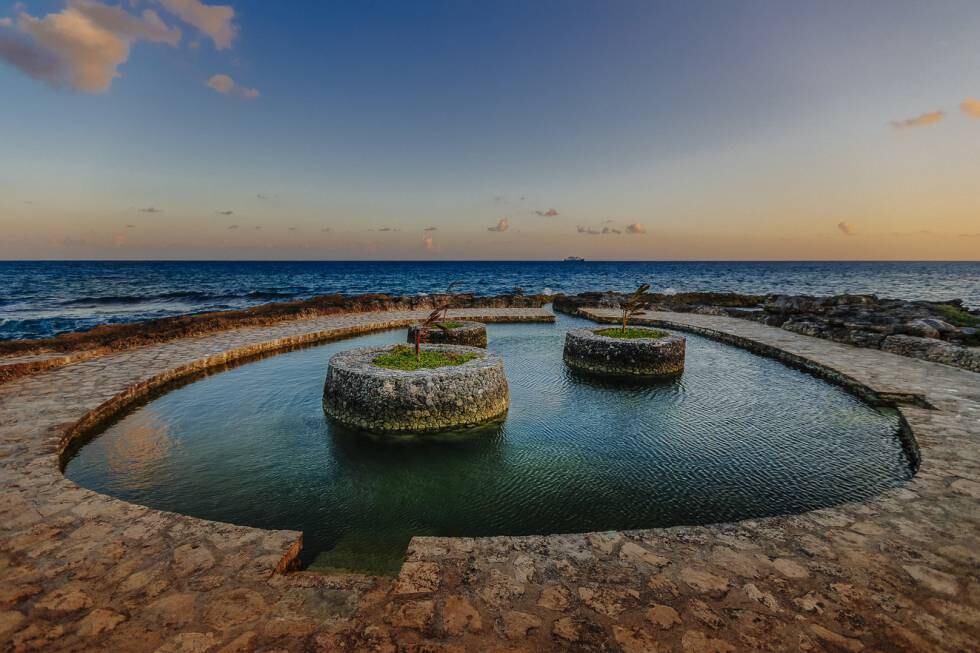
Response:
554,292,980,372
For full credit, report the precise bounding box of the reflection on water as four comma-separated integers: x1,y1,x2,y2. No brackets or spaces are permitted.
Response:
65,313,914,575
99,409,177,483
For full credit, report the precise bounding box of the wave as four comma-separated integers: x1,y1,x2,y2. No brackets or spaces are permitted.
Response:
58,289,302,307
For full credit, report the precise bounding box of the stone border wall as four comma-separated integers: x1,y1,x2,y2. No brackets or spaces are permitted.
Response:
563,327,685,377
406,321,488,348
324,344,508,433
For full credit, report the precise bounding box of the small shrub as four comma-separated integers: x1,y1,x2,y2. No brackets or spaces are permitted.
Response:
619,283,651,332
413,281,463,359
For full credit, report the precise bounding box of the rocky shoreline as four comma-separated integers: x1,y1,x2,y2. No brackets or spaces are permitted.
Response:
555,291,980,372
2,289,977,378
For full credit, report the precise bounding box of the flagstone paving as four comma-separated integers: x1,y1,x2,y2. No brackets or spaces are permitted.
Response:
1,307,978,652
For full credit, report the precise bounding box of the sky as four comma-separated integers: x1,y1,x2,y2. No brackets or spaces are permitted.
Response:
1,0,978,261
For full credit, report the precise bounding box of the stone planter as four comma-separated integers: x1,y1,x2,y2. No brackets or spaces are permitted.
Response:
563,327,685,378
406,321,488,348
323,344,508,434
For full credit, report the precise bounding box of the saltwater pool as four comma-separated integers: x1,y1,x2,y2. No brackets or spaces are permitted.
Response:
65,313,914,574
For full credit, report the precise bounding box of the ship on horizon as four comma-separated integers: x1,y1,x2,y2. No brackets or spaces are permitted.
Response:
564,256,586,262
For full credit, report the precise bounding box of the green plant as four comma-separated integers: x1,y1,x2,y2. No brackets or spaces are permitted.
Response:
619,283,650,332
375,344,478,371
414,281,463,359
930,303,980,327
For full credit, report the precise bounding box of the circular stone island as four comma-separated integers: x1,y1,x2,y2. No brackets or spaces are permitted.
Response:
324,343,508,435
564,326,686,378
406,320,488,347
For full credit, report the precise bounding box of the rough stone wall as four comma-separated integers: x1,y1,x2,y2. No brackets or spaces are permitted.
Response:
324,344,509,433
406,322,488,348
563,328,686,377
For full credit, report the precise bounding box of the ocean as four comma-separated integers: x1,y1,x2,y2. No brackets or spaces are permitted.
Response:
1,260,977,341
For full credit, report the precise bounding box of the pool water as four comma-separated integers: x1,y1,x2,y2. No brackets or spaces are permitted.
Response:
64,313,914,575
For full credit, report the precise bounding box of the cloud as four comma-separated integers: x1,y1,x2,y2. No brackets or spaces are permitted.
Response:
227,224,239,230
890,110,944,129
625,223,646,234
321,227,331,232
961,98,980,119
487,218,509,232
139,207,162,213
288,226,298,231
535,209,559,217
577,226,601,236
422,234,436,251
216,209,233,215
125,223,135,228
206,72,233,93
158,0,235,50
602,227,621,235
377,227,399,232
423,226,438,232
837,221,854,236
1,1,181,93
0,18,11,27
206,73,258,99
256,193,275,200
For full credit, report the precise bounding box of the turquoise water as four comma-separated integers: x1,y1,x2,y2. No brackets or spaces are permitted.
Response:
3,260,978,339
64,313,913,575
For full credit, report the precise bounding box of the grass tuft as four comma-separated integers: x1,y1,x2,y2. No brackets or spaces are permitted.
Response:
374,344,478,370
436,321,465,329
594,327,668,340
930,304,980,328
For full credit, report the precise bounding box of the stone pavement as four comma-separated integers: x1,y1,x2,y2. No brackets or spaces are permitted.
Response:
1,307,978,652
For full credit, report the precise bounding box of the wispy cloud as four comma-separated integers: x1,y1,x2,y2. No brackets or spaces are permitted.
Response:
377,227,399,232
625,223,646,234
217,209,233,215
577,226,601,236
321,227,331,232
535,209,559,217
603,227,621,235
125,224,135,228
890,110,944,129
206,73,258,99
423,226,438,232
961,98,980,119
837,221,854,236
422,234,436,251
227,224,239,230
158,0,235,50
256,193,276,201
0,1,181,92
139,207,162,213
488,218,509,232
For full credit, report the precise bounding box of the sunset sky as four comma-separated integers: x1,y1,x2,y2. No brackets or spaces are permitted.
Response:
1,0,978,261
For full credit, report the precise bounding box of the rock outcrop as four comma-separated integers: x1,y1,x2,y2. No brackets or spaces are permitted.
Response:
555,292,980,372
